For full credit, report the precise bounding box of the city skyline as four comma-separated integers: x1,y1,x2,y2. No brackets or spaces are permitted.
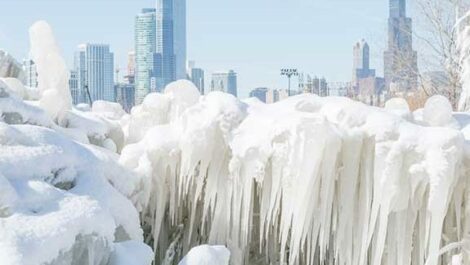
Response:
0,0,428,98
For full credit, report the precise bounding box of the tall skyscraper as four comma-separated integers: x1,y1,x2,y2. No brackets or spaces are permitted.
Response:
23,59,38,88
384,0,418,92
211,70,237,97
74,44,115,104
353,40,376,84
156,0,187,89
135,8,157,104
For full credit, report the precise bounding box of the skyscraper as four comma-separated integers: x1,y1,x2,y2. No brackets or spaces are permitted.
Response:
115,83,135,113
74,44,115,104
187,61,205,94
135,8,157,104
211,70,237,97
384,0,418,92
156,0,187,88
353,40,376,84
127,51,136,78
191,68,205,94
249,87,268,103
69,70,79,104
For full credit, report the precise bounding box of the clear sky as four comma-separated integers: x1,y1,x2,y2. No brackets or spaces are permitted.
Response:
0,0,409,98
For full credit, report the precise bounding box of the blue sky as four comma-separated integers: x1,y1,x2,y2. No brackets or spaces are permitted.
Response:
0,0,403,97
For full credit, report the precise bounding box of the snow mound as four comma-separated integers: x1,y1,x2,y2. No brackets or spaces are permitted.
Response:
424,95,459,128
178,245,230,265
385,97,412,120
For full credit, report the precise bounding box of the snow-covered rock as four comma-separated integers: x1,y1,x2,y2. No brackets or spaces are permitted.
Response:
385,97,412,120
109,241,154,265
0,82,54,127
178,245,230,265
424,95,459,128
0,122,150,265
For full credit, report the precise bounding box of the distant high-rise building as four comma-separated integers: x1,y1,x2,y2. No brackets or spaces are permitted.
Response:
74,44,115,104
249,87,268,103
187,61,204,94
115,83,135,113
191,68,205,94
351,40,385,106
303,76,329,96
23,59,38,88
135,8,157,104
211,70,237,97
69,70,79,104
353,40,376,84
127,51,136,77
320,78,329,97
156,0,187,88
0,50,25,81
384,0,418,92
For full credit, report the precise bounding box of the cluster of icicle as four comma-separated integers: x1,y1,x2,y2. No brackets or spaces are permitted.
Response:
120,82,470,265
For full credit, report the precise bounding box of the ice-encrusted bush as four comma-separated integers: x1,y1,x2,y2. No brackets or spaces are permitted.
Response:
121,88,470,265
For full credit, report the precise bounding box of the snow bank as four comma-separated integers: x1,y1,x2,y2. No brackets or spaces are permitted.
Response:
121,87,470,265
178,245,230,265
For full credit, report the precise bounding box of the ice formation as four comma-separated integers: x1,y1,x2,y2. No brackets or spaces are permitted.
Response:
29,21,72,121
121,83,470,265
